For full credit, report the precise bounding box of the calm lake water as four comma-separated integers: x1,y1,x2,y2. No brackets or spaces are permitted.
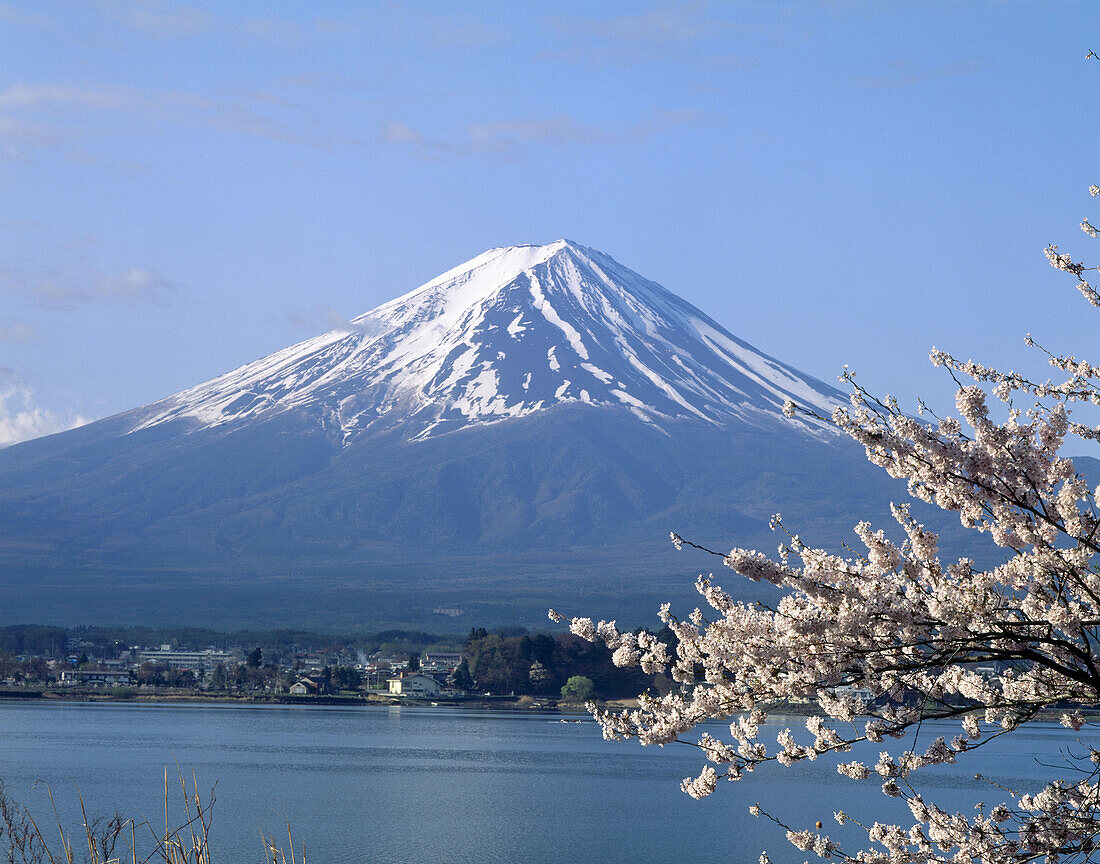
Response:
0,701,1085,863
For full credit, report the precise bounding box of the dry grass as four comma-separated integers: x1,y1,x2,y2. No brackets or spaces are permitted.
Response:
0,769,301,864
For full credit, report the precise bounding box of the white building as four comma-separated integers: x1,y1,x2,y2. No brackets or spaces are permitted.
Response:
387,674,442,698
134,647,232,675
59,669,131,687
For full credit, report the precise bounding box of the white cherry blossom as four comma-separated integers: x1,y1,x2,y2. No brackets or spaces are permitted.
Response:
556,181,1100,862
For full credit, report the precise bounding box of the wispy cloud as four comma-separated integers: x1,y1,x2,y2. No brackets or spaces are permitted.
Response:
284,305,381,337
467,116,617,151
0,115,55,160
553,3,719,46
0,217,43,231
0,79,328,160
544,3,749,64
383,109,709,162
285,304,351,332
85,3,507,52
112,0,211,36
0,83,136,158
0,379,88,448
0,2,51,26
0,83,134,111
413,14,506,49
0,83,132,160
0,319,39,343
380,121,424,144
379,121,451,159
0,264,173,307
851,57,983,90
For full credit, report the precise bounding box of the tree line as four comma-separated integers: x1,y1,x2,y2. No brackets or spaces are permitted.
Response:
455,627,675,700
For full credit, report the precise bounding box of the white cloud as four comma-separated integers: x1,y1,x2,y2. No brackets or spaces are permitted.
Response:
553,4,718,46
0,83,135,112
381,121,429,146
0,80,316,160
112,0,210,36
0,319,39,343
0,383,88,448
285,305,381,337
0,83,138,160
94,267,172,301
466,116,614,151
0,263,173,306
383,110,709,161
0,114,57,160
0,3,51,26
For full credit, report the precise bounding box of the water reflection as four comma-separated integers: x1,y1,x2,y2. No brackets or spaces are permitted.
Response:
0,702,1082,864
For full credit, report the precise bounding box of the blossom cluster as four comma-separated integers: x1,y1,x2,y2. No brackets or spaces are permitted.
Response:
557,185,1100,862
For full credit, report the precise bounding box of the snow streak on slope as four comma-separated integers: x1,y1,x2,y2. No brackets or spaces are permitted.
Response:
133,240,844,441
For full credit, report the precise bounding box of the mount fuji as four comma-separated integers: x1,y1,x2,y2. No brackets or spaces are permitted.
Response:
131,240,842,441
0,241,925,629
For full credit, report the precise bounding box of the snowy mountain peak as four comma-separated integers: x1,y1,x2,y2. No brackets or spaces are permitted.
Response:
132,242,845,441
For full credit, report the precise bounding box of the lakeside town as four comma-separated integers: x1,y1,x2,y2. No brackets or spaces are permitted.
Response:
0,625,662,707
1,624,1054,719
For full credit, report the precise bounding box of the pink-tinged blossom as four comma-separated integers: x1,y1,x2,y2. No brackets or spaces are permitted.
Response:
566,616,596,642
786,830,816,851
559,181,1100,862
681,765,718,799
837,761,871,781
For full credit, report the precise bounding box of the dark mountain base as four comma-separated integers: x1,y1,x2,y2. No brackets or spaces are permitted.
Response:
0,552,752,631
0,404,1025,630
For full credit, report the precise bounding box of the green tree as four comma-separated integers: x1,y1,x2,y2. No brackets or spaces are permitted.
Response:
450,658,474,691
560,675,595,702
466,634,528,694
246,647,263,668
208,663,228,690
331,666,362,690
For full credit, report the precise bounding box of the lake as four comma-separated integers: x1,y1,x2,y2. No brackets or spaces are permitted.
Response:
0,701,1085,863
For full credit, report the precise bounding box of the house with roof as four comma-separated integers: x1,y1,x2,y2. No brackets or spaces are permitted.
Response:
421,651,463,670
387,673,442,698
289,676,328,696
59,669,131,687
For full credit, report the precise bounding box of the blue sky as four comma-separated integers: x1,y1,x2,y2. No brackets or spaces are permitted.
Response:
1,1,1098,445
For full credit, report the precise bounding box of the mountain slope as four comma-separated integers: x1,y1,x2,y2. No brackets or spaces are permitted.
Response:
128,240,843,440
0,241,938,629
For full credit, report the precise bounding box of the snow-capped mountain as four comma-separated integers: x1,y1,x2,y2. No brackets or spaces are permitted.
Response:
0,240,907,631
133,240,842,441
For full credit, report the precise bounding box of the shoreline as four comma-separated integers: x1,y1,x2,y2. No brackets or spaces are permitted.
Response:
0,688,594,712
2,690,1095,724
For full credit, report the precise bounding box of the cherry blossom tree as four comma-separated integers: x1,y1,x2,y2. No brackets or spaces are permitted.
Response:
551,182,1100,861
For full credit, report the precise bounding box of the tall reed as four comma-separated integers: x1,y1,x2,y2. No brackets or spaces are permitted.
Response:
0,768,300,864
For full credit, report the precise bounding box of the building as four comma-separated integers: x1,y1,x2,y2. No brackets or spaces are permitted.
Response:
387,674,443,698
134,646,232,675
289,676,328,696
59,669,131,687
422,652,463,669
